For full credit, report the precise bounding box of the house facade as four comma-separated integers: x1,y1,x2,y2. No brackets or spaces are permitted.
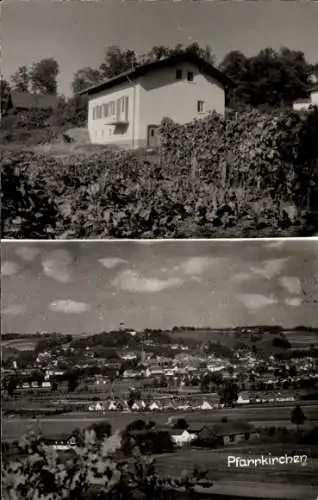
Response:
293,82,318,111
80,53,231,149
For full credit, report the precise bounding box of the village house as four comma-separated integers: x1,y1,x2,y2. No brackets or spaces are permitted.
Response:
158,427,197,447
43,433,79,450
293,77,318,111
79,52,232,149
3,90,59,116
211,422,259,445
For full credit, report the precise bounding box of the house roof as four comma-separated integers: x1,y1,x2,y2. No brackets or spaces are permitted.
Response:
78,52,233,96
156,426,186,436
10,90,59,110
293,97,312,104
43,433,77,442
211,422,255,437
187,425,204,434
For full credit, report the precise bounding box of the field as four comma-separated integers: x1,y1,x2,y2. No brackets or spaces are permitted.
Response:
3,403,318,441
154,444,318,483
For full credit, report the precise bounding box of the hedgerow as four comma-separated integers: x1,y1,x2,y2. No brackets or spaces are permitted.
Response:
2,429,209,500
1,108,317,238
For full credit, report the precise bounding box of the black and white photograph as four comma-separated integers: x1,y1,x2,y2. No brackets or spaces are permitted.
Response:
1,0,318,239
1,239,318,499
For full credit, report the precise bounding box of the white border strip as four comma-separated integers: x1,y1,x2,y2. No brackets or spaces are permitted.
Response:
1,237,318,243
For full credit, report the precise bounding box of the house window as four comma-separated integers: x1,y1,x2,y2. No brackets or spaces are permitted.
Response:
187,72,194,81
229,434,235,443
176,69,182,80
111,102,115,115
93,107,96,120
103,103,108,117
121,97,125,112
197,100,205,113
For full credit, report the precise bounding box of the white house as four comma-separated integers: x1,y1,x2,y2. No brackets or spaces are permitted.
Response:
293,80,318,111
170,429,197,447
108,401,118,411
237,392,250,405
79,52,232,149
149,401,160,411
200,400,213,410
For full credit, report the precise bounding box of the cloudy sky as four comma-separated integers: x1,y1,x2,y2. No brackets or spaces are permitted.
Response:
2,0,318,96
1,240,318,335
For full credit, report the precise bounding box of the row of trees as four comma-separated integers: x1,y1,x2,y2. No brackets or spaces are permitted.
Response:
3,42,318,110
10,59,59,94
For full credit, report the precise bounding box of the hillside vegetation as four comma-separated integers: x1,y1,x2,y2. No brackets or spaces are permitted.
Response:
1,108,318,239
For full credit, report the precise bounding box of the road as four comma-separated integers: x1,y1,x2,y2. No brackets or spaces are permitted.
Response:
3,403,318,441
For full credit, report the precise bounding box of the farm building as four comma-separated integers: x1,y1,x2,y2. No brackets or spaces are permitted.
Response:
211,422,258,445
79,52,232,149
3,90,59,115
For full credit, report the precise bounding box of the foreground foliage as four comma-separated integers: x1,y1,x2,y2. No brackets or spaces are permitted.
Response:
1,108,317,238
2,429,210,500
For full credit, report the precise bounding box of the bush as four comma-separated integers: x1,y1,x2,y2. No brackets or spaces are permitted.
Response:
2,430,208,500
2,107,318,238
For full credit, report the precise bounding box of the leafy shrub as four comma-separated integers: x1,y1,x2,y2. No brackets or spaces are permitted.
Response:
1,152,60,238
2,429,210,500
1,107,318,238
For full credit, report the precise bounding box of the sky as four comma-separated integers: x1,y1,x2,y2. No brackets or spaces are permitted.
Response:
1,240,318,335
2,0,318,96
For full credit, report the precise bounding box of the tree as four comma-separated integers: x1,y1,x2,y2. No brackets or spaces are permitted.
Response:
220,47,312,110
7,377,17,396
291,404,307,430
51,380,58,392
172,418,189,430
71,67,103,94
29,58,59,95
67,371,80,392
272,337,291,349
183,42,214,65
88,420,112,441
99,45,137,80
143,45,172,63
11,65,30,92
0,78,11,117
219,381,238,407
126,419,147,432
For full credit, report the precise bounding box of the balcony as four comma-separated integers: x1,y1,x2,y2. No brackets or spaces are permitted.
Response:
107,116,129,126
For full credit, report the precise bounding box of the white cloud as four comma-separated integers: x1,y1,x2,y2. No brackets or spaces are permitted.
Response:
99,258,127,269
232,272,253,283
250,258,288,280
265,241,285,250
279,276,301,295
238,294,278,310
49,300,90,314
42,250,72,283
2,304,27,315
1,261,19,276
113,269,183,293
15,247,40,261
285,297,302,307
178,257,221,276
